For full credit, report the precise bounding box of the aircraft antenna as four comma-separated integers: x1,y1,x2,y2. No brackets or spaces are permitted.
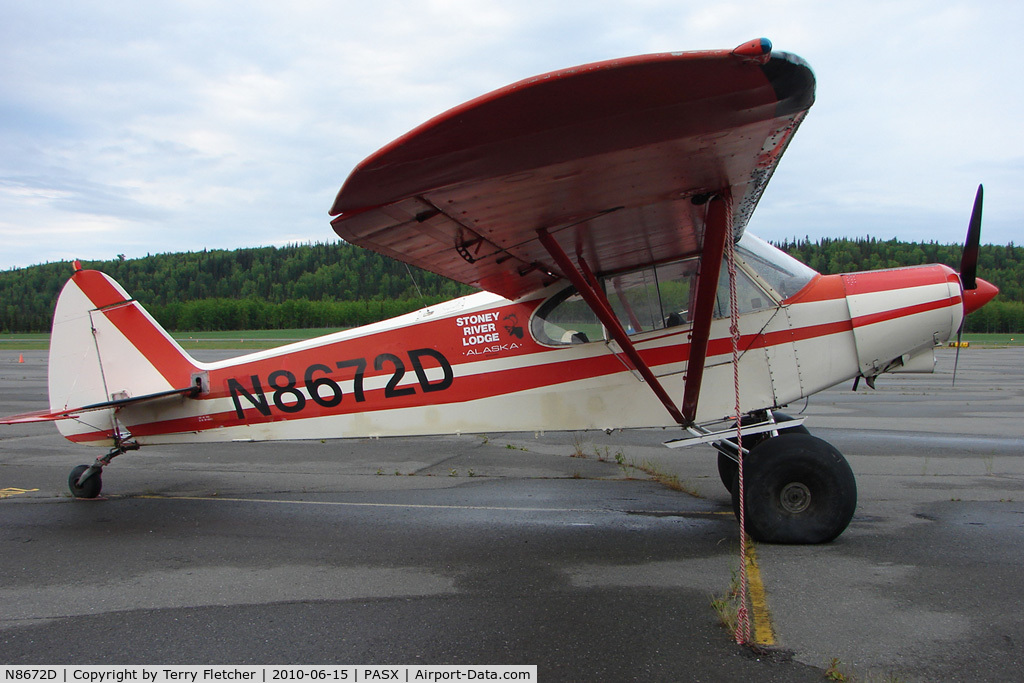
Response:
404,262,425,299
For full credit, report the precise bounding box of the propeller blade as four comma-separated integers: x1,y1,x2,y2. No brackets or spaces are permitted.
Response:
960,184,983,291
954,184,993,387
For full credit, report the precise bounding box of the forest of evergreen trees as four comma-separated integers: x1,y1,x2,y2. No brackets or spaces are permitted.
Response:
1,237,1021,333
0,243,472,333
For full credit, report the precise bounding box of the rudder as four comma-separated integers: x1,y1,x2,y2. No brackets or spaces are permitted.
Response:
48,267,200,445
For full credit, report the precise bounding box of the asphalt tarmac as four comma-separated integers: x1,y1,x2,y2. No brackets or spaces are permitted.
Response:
1,346,1022,681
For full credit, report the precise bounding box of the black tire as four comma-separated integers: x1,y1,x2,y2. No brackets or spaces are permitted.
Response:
718,452,739,493
718,412,808,493
69,465,102,499
731,433,856,544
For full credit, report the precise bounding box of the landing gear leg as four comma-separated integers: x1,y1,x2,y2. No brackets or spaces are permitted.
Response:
714,411,808,494
732,432,857,544
68,438,140,499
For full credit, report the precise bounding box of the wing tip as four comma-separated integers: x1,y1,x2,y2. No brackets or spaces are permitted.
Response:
732,38,773,62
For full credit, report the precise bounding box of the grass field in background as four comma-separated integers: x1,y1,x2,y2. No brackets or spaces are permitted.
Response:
2,330,1022,352
0,333,49,350
961,333,1024,345
172,328,341,350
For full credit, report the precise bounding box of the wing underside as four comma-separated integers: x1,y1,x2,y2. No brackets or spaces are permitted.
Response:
330,42,815,301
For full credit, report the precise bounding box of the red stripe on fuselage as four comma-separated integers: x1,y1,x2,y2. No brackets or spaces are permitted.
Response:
850,296,959,329
68,350,632,441
66,314,860,443
62,262,962,445
838,265,961,328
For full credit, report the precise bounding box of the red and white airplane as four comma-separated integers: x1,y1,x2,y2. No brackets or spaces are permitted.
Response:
1,39,998,543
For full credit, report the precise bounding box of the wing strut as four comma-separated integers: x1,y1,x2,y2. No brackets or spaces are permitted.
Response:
680,196,731,423
537,229,688,426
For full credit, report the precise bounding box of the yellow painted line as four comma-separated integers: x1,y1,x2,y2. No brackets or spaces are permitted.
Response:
0,487,40,499
745,543,776,646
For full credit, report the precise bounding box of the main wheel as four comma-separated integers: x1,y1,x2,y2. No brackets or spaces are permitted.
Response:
68,465,102,499
717,412,808,493
731,433,856,544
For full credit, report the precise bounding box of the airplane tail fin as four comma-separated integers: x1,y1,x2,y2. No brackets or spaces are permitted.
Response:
47,266,202,445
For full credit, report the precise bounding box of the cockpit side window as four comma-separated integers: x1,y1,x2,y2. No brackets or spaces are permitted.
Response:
530,247,781,347
714,263,775,318
532,257,699,346
531,287,603,345
604,258,702,335
655,259,699,327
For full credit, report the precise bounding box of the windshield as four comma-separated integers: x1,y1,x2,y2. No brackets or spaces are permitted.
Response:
736,234,817,300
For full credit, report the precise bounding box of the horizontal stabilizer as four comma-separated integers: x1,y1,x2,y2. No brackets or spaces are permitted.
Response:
0,385,199,425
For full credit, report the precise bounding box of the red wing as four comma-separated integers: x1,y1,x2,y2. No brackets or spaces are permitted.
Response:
330,41,814,301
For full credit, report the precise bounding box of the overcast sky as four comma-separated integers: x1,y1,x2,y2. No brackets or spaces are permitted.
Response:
1,0,1020,270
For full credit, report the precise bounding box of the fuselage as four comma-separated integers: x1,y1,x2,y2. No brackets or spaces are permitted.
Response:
49,235,995,447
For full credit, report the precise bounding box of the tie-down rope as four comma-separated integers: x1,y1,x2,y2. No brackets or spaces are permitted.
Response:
724,207,752,645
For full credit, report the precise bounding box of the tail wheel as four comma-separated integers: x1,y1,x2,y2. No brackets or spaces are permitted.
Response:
717,412,808,493
732,433,856,544
68,465,102,499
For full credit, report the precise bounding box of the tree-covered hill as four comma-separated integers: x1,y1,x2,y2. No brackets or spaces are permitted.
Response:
0,243,472,332
778,237,1024,301
2,237,1021,332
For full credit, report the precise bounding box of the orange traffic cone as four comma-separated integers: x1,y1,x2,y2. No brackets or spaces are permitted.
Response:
18,354,24,363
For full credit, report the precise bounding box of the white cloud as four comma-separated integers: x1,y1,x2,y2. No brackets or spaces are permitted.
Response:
1,0,1021,269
